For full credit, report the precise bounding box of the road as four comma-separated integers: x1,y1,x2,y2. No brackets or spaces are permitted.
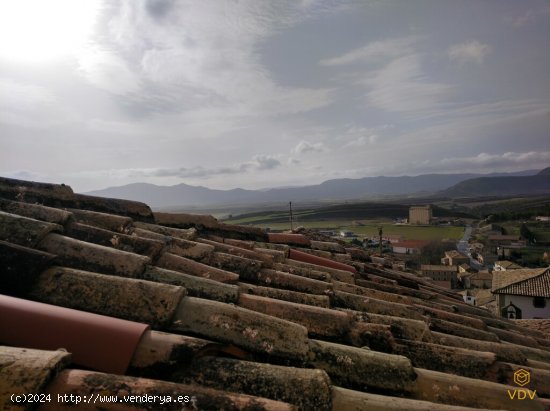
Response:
457,225,483,270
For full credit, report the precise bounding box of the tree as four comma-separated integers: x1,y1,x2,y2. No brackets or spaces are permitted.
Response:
520,223,535,244
416,240,456,265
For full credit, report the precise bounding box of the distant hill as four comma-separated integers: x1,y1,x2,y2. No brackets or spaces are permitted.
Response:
439,174,550,198
538,166,550,176
86,170,541,208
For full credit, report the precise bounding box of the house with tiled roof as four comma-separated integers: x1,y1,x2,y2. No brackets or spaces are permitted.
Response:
469,270,493,289
2,176,550,410
441,250,470,266
420,265,458,289
391,240,429,255
492,268,550,320
488,235,527,256
494,260,523,271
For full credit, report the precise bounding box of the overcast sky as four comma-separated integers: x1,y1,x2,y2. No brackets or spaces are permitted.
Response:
1,0,549,192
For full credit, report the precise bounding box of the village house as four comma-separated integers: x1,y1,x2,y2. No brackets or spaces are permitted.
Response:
391,240,429,255
383,234,404,244
492,268,550,319
493,260,523,271
478,224,503,236
460,289,496,308
462,290,476,306
469,270,493,289
441,250,469,266
476,251,498,266
488,235,527,255
420,264,458,289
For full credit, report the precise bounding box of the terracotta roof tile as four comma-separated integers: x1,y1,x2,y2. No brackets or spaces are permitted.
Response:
238,282,331,308
0,198,72,225
3,176,550,410
238,293,352,339
144,266,239,303
156,252,240,283
182,356,332,411
38,233,151,276
67,208,133,233
0,240,55,297
29,266,185,328
0,210,63,248
0,346,71,410
65,221,165,260
45,369,295,410
267,232,311,246
0,295,148,374
171,296,309,360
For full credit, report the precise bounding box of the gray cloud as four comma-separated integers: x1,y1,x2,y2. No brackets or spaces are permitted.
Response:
364,54,455,113
448,40,491,66
395,151,550,176
1,1,549,192
102,154,281,180
319,37,417,66
144,0,175,19
291,140,326,155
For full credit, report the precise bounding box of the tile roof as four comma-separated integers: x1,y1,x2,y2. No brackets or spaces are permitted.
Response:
470,270,493,281
494,260,523,269
516,320,550,340
1,176,550,410
421,264,458,271
445,250,469,259
492,268,550,298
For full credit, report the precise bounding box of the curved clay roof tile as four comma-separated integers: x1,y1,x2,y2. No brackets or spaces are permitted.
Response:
0,295,149,374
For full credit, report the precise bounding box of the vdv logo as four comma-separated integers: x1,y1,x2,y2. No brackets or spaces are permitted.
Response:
508,369,537,400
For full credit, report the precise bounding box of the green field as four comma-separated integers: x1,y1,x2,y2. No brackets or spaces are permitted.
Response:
226,218,463,241
223,201,467,241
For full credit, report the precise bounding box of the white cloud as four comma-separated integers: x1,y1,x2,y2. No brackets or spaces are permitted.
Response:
448,40,491,66
78,47,141,95
87,118,146,136
344,135,379,147
0,78,75,128
342,125,381,147
291,140,326,155
322,37,455,114
319,37,417,66
100,0,334,115
512,9,536,28
364,54,455,113
250,155,281,170
91,154,281,180
405,151,550,175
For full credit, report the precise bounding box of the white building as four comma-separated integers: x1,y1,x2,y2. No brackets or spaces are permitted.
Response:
492,268,550,319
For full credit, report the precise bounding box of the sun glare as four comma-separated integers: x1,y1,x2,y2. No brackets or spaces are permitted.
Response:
0,0,101,63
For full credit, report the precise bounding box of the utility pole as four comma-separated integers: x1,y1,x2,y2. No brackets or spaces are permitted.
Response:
289,201,294,232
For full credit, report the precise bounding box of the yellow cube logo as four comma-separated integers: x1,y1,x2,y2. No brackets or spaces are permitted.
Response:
514,369,530,387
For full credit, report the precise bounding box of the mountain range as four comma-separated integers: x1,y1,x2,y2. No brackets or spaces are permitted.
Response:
439,167,550,197
85,169,548,209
